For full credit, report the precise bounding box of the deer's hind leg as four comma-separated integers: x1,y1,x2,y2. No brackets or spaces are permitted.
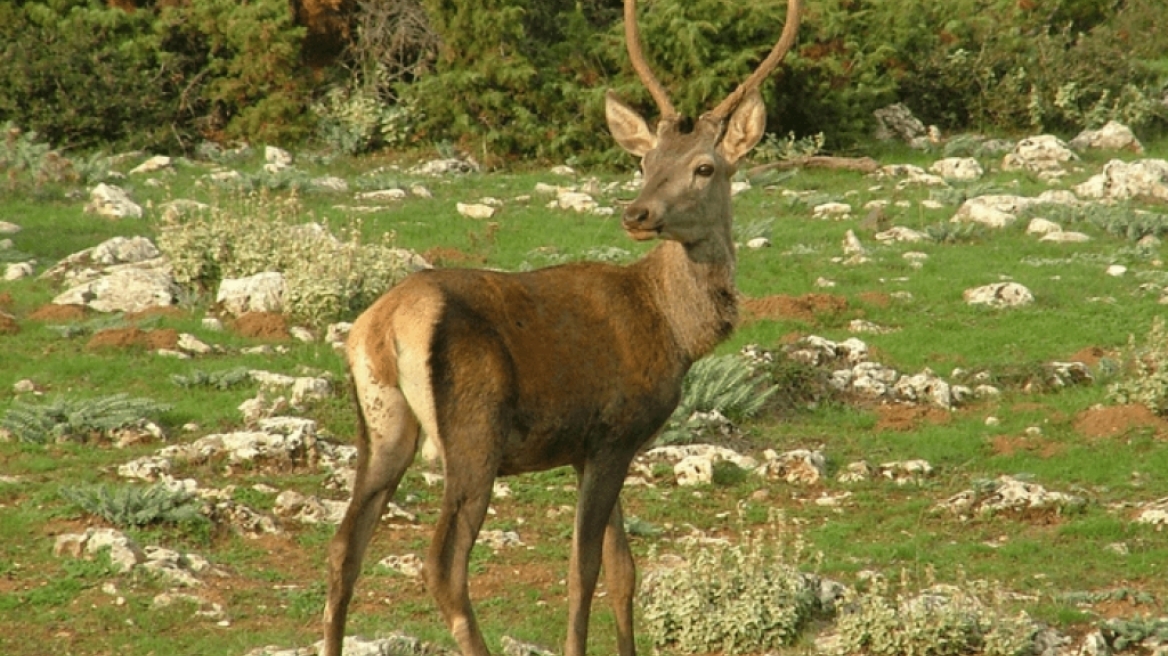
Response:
324,374,421,656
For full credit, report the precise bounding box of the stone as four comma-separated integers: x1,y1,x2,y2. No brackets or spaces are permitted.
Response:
1040,231,1091,243
875,226,928,243
54,528,145,573
964,282,1034,308
4,262,34,280
129,155,173,175
456,202,497,219
1074,158,1168,202
1026,218,1063,236
355,189,407,201
1001,135,1077,174
52,266,178,313
813,202,852,219
85,183,143,219
674,455,714,486
745,237,771,249
265,146,293,169
894,370,953,408
0,221,20,234
216,272,286,315
378,553,424,578
938,475,1084,517
552,191,599,213
411,158,479,175
1068,121,1142,153
756,449,827,485
930,157,984,181
873,103,930,148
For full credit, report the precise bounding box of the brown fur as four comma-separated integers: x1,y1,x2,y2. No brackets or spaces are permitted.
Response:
323,2,800,654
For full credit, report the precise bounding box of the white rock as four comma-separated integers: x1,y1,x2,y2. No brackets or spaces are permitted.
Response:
129,155,173,175
554,191,598,213
875,226,928,243
216,271,286,315
177,333,213,355
842,230,866,256
674,455,714,486
409,184,432,198
54,528,145,573
756,449,827,485
289,326,315,343
1001,134,1077,173
1068,121,1142,153
378,553,424,578
964,282,1034,308
4,262,34,280
1040,231,1091,243
1073,158,1168,202
355,189,407,201
549,165,576,176
1026,218,1063,235
1106,265,1127,277
312,176,348,192
53,266,178,313
745,237,771,249
265,146,293,169
813,202,852,218
85,183,143,219
929,157,984,181
731,180,751,196
0,221,20,234
894,370,953,408
457,202,497,219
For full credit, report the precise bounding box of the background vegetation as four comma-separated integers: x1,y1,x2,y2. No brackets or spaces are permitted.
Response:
2,0,1167,163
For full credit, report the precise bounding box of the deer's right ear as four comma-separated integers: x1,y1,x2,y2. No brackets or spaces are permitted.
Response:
605,91,657,157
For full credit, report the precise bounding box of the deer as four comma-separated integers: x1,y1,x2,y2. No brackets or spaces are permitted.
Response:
323,0,801,654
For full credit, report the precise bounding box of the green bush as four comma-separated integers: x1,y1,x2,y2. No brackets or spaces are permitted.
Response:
155,191,421,325
0,394,170,445
60,483,207,528
1108,317,1168,415
640,518,818,654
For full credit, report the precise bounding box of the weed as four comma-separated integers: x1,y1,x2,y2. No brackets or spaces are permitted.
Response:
1108,316,1168,414
0,394,170,444
59,483,207,528
170,367,254,391
660,354,775,444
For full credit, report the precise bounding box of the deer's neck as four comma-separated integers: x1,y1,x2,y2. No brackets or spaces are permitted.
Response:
637,238,737,363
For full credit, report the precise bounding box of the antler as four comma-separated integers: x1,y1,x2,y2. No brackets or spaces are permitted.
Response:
623,0,679,122
705,0,802,122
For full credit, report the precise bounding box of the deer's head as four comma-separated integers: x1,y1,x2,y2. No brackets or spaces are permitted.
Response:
606,0,801,253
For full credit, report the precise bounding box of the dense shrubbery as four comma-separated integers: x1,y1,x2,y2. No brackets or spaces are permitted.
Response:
0,0,1164,159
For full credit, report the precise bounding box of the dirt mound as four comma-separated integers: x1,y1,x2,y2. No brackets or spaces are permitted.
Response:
741,293,848,324
232,312,290,341
989,434,1066,458
1066,346,1110,368
0,311,18,335
125,306,188,322
1073,404,1168,439
28,304,88,322
875,404,952,432
0,291,12,309
86,327,179,351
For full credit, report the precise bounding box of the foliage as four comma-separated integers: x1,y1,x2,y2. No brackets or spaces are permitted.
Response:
829,571,1037,656
312,86,423,155
60,483,207,528
659,354,776,445
0,394,170,445
170,367,254,391
1108,316,1168,415
640,515,819,654
154,190,419,325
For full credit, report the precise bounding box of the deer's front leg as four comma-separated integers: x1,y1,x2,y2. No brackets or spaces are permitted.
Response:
566,458,633,656
604,500,637,656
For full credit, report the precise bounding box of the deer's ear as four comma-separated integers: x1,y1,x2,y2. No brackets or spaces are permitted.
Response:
717,88,767,164
606,91,657,157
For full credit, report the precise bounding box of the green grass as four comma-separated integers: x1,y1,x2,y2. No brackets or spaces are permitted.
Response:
2,139,1168,655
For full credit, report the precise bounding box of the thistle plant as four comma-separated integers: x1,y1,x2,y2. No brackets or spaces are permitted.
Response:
1,394,170,444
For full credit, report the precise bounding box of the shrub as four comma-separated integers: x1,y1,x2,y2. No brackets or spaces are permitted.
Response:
1108,316,1168,415
0,394,170,445
60,483,207,528
828,571,1037,656
659,354,775,444
154,191,421,325
640,516,819,654
170,367,254,391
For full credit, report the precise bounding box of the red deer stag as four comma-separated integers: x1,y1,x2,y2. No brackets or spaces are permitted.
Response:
323,0,801,654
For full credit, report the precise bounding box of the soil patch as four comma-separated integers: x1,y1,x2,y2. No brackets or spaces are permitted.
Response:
0,311,18,335
989,434,1066,458
86,327,179,351
125,306,188,322
232,312,290,341
741,293,848,324
857,291,892,308
1067,346,1110,368
874,404,952,432
423,246,485,267
1073,404,1168,440
0,292,12,309
28,304,88,322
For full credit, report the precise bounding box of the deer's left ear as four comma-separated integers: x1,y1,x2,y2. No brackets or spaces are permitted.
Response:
717,89,767,164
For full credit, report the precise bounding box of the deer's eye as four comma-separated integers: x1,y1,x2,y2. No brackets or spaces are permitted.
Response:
695,163,715,177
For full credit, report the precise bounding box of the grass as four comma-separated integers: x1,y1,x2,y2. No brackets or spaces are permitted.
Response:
2,137,1168,655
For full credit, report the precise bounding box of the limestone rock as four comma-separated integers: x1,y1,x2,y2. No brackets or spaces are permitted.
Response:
1001,135,1078,174
1068,121,1142,153
216,272,286,315
85,183,143,219
964,282,1034,308
930,157,984,181
53,265,178,313
1074,158,1168,202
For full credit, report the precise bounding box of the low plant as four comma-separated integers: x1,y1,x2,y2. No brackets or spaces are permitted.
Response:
0,394,170,444
154,190,420,325
640,515,819,654
829,570,1038,656
1108,316,1168,415
59,483,207,528
170,367,253,391
660,354,775,444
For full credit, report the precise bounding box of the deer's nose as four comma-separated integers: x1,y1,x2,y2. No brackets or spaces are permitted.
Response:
622,205,651,229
